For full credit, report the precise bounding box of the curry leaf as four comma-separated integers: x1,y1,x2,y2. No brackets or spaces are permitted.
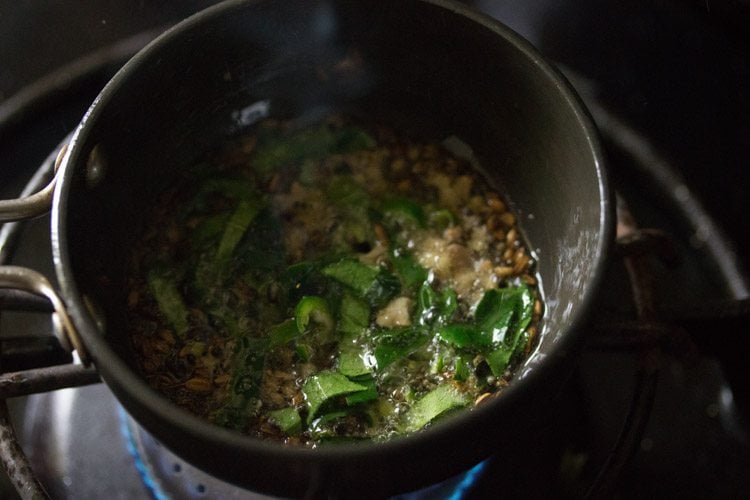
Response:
191,213,229,250
337,293,370,336
372,327,431,371
404,383,470,432
187,177,258,214
436,285,535,376
366,272,402,309
338,349,371,378
303,371,368,424
486,347,514,376
268,319,300,348
282,261,328,304
326,175,369,206
322,259,400,308
454,355,472,382
213,336,268,429
269,408,302,436
390,248,428,290
416,282,458,328
344,377,379,406
295,343,313,362
216,199,262,260
336,293,373,377
475,288,517,335
335,126,377,151
381,197,427,228
476,285,535,376
437,324,490,348
231,336,268,398
323,259,378,295
253,125,375,175
427,208,458,230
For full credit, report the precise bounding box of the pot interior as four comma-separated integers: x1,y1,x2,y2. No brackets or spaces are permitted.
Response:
57,0,609,495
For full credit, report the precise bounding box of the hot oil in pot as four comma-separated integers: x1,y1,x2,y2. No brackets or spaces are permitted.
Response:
126,115,544,446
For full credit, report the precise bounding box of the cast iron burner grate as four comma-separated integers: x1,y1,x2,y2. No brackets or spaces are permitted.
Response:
0,134,686,500
1,37,749,499
0,155,668,499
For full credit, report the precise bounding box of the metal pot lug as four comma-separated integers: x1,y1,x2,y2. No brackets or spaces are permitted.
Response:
85,143,107,189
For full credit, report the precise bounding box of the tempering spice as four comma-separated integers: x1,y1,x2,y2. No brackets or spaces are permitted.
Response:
127,117,544,445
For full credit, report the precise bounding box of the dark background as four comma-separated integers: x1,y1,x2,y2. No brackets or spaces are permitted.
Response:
2,1,749,498
3,0,749,269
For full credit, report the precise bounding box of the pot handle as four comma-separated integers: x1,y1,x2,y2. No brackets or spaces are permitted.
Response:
0,141,90,366
0,144,67,223
0,266,89,365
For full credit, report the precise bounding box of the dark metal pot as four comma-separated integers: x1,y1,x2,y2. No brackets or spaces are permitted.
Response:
0,0,611,496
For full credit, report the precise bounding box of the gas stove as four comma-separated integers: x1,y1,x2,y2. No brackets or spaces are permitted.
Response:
2,1,749,498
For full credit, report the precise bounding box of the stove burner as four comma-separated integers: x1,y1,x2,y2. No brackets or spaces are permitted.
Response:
14,378,487,499
119,408,487,499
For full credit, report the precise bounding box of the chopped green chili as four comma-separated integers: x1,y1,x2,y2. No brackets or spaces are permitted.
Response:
294,296,334,337
147,270,190,338
128,118,543,445
427,208,458,230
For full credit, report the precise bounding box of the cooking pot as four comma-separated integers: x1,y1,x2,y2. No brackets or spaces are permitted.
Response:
0,0,612,496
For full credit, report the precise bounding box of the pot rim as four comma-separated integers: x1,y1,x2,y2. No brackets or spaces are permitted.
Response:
52,0,612,466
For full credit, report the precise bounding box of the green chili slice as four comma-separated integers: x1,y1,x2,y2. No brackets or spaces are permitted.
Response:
294,296,334,336
147,270,189,338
